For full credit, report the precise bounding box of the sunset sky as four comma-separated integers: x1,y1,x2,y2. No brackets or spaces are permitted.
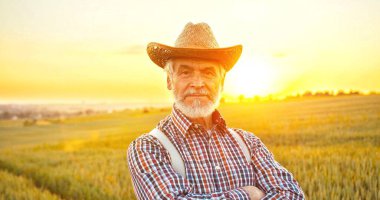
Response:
1,0,379,104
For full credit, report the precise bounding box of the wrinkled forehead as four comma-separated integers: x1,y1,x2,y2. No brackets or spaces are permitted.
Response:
170,57,222,71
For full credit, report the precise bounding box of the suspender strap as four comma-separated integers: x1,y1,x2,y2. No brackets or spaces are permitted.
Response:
149,128,251,177
149,128,186,177
228,128,251,163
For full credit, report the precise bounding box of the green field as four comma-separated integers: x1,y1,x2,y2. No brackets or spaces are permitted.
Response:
0,95,379,199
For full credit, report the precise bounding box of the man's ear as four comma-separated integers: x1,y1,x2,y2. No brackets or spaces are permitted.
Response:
221,75,226,91
167,75,172,90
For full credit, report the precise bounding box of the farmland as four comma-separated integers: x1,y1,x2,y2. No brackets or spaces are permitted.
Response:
0,95,379,199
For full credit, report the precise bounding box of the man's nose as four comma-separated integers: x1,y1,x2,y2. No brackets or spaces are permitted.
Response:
189,73,205,87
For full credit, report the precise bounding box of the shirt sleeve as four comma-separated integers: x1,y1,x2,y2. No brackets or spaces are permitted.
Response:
127,134,250,200
236,129,305,200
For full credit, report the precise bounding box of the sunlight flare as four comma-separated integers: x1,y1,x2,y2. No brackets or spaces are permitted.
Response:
225,57,277,97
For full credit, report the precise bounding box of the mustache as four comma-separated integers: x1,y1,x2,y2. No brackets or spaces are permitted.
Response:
176,88,211,101
184,88,209,96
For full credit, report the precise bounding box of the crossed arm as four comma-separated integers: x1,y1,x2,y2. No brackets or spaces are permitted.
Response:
127,133,304,199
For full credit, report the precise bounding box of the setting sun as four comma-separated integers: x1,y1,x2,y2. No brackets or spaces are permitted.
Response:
225,56,277,97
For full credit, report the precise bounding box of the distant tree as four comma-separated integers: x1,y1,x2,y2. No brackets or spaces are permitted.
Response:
253,95,261,102
143,107,149,114
23,119,36,127
238,94,245,103
2,111,11,119
337,90,346,96
303,91,313,97
220,97,225,104
348,90,360,95
315,91,324,96
267,94,273,101
85,109,94,115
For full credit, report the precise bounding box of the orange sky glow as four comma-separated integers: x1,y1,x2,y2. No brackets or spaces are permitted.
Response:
1,0,379,104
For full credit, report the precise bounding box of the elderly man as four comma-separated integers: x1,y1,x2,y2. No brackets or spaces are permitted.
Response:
127,22,304,200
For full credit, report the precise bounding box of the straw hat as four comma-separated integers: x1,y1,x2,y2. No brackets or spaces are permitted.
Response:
147,22,242,72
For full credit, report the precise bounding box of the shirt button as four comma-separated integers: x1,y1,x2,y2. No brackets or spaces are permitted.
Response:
215,165,221,170
194,124,199,129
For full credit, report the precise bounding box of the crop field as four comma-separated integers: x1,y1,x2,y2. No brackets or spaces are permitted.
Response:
0,95,379,200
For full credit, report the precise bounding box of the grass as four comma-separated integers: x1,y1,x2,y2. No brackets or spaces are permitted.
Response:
0,169,62,200
0,95,379,199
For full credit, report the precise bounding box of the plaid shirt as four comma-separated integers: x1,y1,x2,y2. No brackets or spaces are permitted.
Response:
127,107,304,199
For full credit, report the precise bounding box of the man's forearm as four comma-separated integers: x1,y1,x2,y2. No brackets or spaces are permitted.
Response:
130,166,251,200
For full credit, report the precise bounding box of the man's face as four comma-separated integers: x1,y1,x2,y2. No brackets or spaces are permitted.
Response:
167,58,225,118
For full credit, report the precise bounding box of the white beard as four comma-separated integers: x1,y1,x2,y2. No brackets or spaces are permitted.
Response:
173,87,222,118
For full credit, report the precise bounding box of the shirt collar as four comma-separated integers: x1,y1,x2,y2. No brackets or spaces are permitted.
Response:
170,104,227,137
211,109,227,129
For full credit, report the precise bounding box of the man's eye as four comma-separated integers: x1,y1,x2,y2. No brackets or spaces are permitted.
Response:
180,71,190,75
205,71,215,76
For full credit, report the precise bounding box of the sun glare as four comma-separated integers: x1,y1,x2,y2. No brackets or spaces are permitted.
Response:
225,57,277,97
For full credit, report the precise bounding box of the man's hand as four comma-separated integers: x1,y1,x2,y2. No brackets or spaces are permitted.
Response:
242,186,265,200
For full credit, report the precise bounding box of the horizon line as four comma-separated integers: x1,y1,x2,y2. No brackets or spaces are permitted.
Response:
1,90,379,105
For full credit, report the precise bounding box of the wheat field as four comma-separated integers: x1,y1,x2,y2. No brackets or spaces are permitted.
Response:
0,95,379,200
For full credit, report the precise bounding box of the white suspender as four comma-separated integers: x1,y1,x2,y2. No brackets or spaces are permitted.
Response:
228,128,252,164
149,128,251,177
149,128,186,177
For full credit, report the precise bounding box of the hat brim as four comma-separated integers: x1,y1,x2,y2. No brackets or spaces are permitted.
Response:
147,42,242,72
